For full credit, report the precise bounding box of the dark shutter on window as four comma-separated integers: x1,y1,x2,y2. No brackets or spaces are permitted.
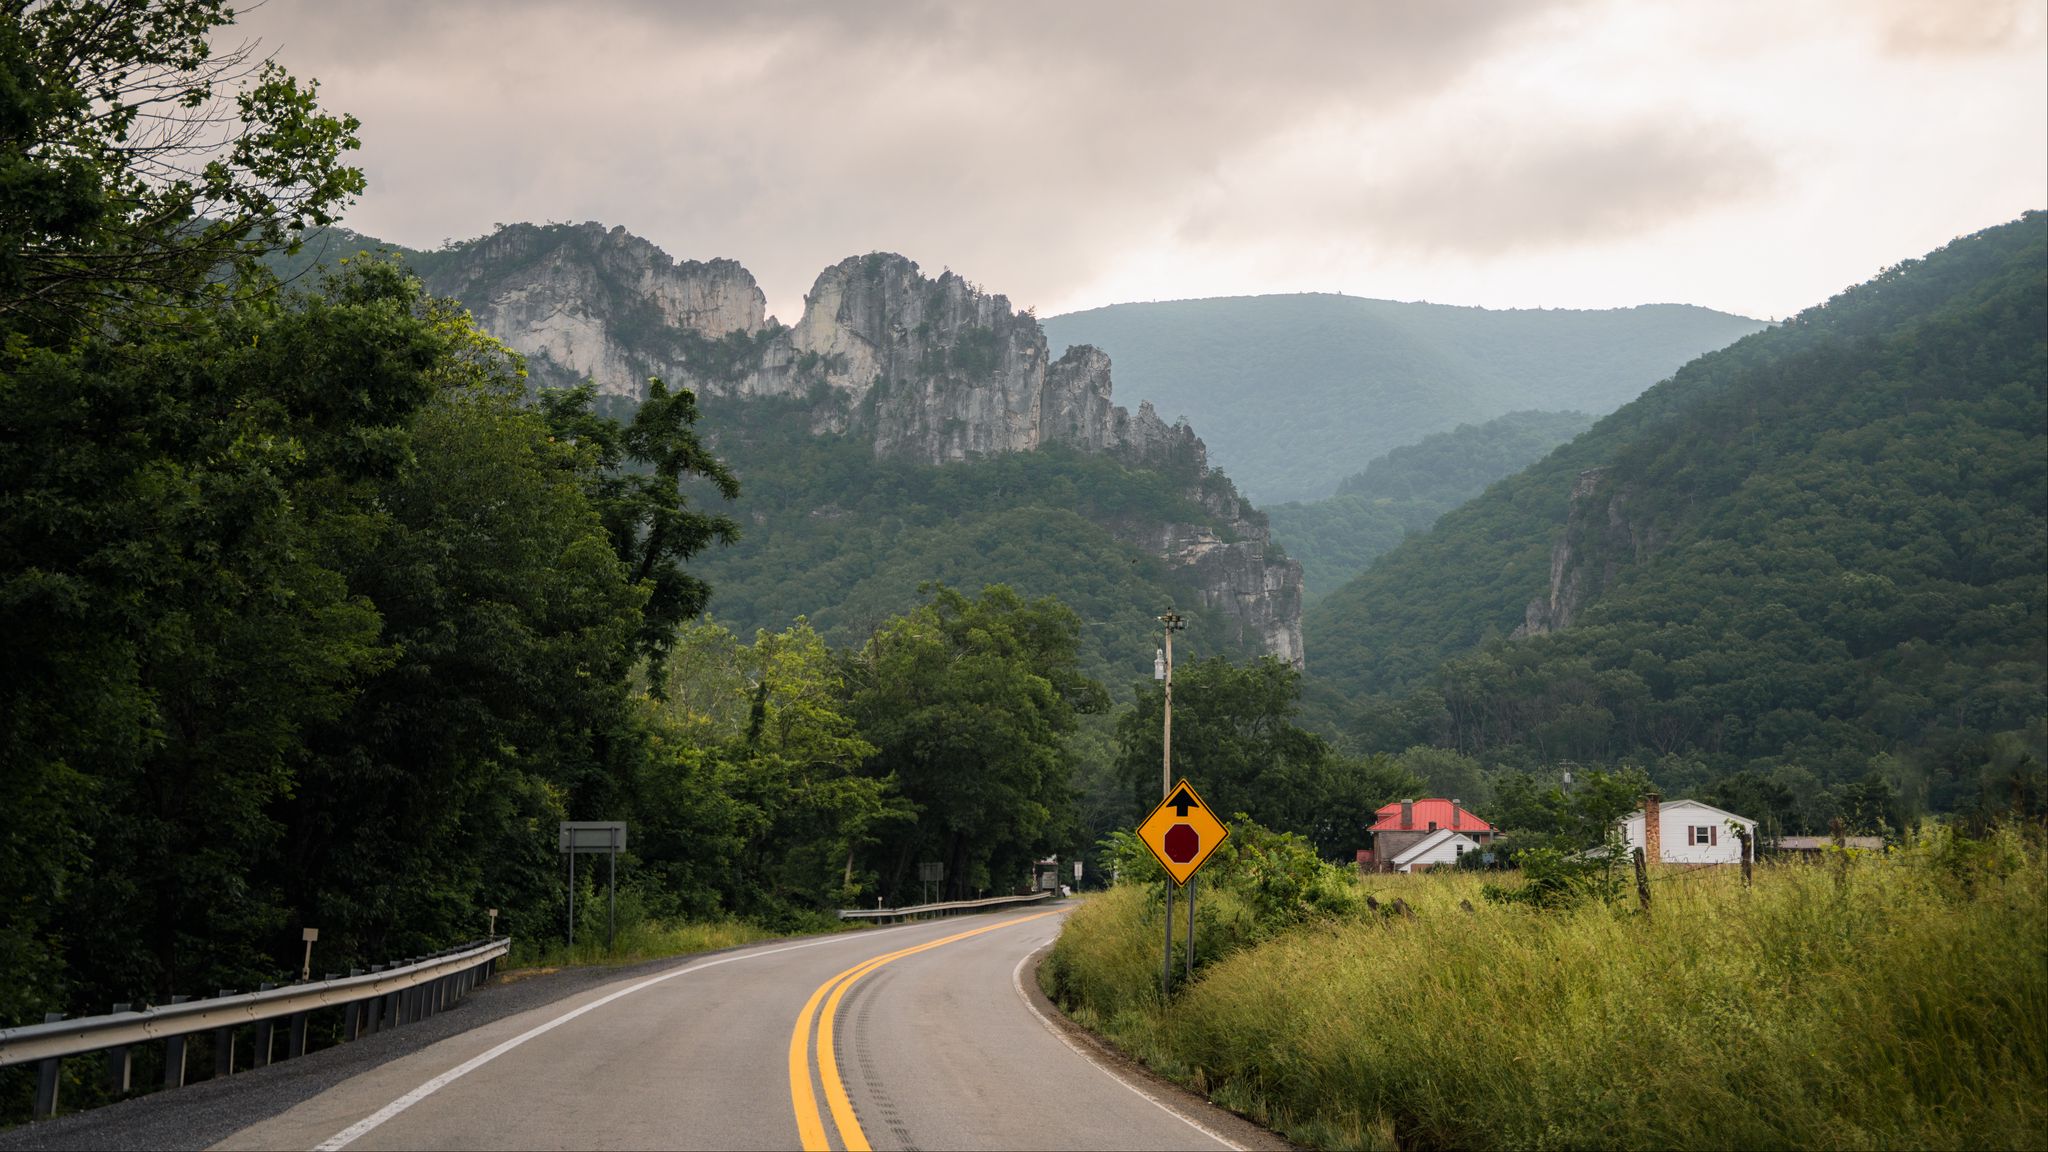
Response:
1711,825,1719,846
1687,826,1696,846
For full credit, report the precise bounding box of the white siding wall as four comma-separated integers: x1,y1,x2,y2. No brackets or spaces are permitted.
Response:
1618,804,1754,865
1397,832,1479,872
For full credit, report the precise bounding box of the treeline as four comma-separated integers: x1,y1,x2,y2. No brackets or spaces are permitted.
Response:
1304,215,2048,837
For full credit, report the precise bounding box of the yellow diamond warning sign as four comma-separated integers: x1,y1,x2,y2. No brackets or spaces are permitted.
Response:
1138,779,1229,887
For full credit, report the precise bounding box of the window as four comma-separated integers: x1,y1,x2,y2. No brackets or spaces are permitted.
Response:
1428,821,1439,831
1687,825,1717,846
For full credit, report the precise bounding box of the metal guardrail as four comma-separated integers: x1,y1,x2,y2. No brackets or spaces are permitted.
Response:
837,891,1053,923
1,936,511,1120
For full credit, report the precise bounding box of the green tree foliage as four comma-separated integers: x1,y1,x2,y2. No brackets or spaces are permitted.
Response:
539,379,740,688
1113,656,1423,860
848,585,1108,901
638,620,910,922
0,0,363,336
1308,214,2048,832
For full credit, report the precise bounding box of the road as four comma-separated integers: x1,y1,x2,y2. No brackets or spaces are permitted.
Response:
202,908,1262,1151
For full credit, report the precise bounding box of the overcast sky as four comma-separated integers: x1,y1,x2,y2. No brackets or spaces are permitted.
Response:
234,0,2046,324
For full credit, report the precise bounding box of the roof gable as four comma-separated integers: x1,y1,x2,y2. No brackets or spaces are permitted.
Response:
1620,798,1755,826
1391,828,1479,865
1369,798,1492,832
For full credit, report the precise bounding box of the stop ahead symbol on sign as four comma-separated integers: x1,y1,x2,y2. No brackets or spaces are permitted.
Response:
1137,778,1228,885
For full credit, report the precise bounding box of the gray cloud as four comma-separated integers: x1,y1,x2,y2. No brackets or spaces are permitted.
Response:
1347,119,1778,254
231,1,1577,313
225,1,2040,321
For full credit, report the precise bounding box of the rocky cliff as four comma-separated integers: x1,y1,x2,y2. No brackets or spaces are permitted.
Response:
419,222,766,398
419,224,1303,665
1511,467,1663,639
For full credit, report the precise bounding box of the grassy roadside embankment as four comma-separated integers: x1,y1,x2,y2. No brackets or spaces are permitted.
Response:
505,918,793,971
1045,826,2047,1151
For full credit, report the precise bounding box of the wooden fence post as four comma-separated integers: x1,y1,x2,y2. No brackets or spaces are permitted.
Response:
1830,816,1848,893
1632,847,1651,919
1738,828,1753,888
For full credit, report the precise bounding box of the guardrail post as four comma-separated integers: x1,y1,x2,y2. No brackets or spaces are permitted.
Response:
213,991,238,1078
343,970,361,1040
33,1013,62,1119
106,1004,134,1092
287,1011,308,1059
164,996,191,1088
254,985,276,1066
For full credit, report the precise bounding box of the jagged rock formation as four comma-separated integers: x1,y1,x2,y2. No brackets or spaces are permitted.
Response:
1163,481,1304,665
1511,467,1663,639
419,223,766,397
419,224,1303,665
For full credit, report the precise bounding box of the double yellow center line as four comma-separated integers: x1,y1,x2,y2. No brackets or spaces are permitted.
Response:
788,912,1057,1151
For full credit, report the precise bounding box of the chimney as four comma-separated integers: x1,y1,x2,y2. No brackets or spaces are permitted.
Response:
1452,801,1462,831
1400,800,1414,830
1643,792,1661,864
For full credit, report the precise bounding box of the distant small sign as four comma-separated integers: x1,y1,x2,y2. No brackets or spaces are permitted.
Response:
559,821,627,854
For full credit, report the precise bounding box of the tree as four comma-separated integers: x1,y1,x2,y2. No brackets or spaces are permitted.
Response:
0,0,363,337
641,619,910,919
1114,655,1411,858
538,379,740,690
850,585,1105,900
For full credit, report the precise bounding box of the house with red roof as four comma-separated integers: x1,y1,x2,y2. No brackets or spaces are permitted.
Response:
1356,798,1494,872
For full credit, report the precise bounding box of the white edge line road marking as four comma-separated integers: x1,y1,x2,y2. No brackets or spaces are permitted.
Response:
1009,933,1247,1152
311,925,924,1151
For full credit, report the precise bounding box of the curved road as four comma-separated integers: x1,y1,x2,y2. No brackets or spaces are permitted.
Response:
209,909,1257,1151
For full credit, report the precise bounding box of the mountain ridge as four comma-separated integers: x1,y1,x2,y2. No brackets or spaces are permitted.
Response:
1041,292,1766,502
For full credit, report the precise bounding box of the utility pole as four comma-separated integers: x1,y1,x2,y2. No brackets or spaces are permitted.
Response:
1159,610,1184,800
1158,609,1186,998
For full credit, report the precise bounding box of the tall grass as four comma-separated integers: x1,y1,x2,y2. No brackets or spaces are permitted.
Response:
507,917,789,969
1047,829,2047,1150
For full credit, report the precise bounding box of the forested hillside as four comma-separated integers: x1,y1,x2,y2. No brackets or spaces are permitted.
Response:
1305,214,2047,833
1268,409,1594,598
1041,294,1761,502
688,397,1260,690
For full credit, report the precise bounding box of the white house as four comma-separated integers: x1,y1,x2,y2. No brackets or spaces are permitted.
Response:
1617,795,1756,865
1390,828,1481,873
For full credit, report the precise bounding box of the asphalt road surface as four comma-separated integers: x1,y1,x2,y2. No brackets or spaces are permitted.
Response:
182,908,1273,1151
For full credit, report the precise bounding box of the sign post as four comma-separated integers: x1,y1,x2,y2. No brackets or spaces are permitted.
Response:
559,822,628,952
1137,778,1228,996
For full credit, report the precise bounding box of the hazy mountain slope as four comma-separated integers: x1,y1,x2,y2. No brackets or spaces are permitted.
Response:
1304,213,2045,812
1268,410,1596,598
1041,294,1764,502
